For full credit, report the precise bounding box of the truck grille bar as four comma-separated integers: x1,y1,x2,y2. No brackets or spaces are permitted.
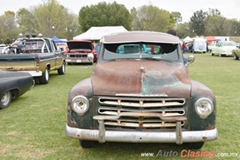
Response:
94,97,186,130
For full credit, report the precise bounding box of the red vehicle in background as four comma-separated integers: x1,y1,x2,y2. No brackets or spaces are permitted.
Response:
56,43,68,54
66,40,97,64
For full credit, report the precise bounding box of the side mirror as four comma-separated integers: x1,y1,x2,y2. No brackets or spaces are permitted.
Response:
188,55,195,64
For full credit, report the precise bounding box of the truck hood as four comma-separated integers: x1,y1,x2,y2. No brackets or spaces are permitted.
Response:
67,41,92,51
91,60,192,98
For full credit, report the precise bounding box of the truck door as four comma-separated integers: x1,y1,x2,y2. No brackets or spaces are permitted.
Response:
51,40,63,68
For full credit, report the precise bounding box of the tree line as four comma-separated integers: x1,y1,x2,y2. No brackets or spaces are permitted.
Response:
0,0,239,44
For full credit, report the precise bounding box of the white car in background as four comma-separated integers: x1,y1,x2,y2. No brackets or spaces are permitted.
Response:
207,41,217,52
210,41,238,57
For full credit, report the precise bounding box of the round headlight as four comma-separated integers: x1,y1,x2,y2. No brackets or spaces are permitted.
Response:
87,53,94,62
72,96,89,116
195,98,214,119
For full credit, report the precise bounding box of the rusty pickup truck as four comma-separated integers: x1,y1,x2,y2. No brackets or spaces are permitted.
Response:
0,35,66,84
65,31,217,149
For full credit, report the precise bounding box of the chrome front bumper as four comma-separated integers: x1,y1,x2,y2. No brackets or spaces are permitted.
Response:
65,124,218,144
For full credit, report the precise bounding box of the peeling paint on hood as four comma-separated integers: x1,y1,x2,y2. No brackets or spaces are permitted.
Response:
91,60,191,98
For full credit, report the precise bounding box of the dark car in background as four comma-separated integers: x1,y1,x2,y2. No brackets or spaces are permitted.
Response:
0,70,34,109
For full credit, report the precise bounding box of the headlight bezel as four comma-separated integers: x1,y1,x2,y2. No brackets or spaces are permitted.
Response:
71,95,89,116
194,98,214,119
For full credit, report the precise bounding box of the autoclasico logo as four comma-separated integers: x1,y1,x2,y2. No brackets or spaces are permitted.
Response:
152,149,215,158
180,150,215,158
141,150,238,158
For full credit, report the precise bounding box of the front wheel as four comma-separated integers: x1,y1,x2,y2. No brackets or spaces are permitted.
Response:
0,91,12,109
234,53,239,60
210,51,214,56
185,142,204,150
39,67,49,84
79,140,96,148
58,62,66,75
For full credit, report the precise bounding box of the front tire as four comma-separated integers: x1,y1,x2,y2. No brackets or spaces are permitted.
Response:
58,62,66,75
79,140,96,148
39,67,49,84
0,91,12,109
185,142,204,150
234,53,239,60
210,51,214,56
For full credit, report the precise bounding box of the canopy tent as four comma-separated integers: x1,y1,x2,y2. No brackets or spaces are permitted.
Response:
183,36,193,42
52,36,66,43
73,26,128,40
205,36,217,42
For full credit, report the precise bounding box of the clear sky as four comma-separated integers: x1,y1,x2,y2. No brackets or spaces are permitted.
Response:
0,0,239,22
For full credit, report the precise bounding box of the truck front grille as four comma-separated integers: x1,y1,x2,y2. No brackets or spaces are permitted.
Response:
69,54,87,58
96,97,186,130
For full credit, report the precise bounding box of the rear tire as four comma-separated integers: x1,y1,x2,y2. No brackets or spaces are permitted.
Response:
79,140,96,148
0,91,12,109
39,67,49,84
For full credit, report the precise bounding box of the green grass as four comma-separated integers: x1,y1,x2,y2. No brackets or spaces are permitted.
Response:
0,54,240,160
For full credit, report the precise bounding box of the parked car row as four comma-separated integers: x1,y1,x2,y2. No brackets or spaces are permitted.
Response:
0,34,67,109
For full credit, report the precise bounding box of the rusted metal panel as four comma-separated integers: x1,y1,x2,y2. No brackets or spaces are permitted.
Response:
92,61,142,95
191,80,215,100
92,60,191,97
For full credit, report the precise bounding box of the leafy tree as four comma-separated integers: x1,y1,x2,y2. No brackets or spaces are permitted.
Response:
79,1,132,32
207,8,221,17
223,19,239,36
207,9,240,36
16,8,37,34
34,0,68,37
204,15,227,36
15,0,79,39
65,12,80,40
171,12,182,24
0,11,19,41
176,22,190,38
131,5,174,32
189,10,207,36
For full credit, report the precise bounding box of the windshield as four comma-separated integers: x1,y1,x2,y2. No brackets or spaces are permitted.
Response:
102,42,179,62
218,41,236,46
